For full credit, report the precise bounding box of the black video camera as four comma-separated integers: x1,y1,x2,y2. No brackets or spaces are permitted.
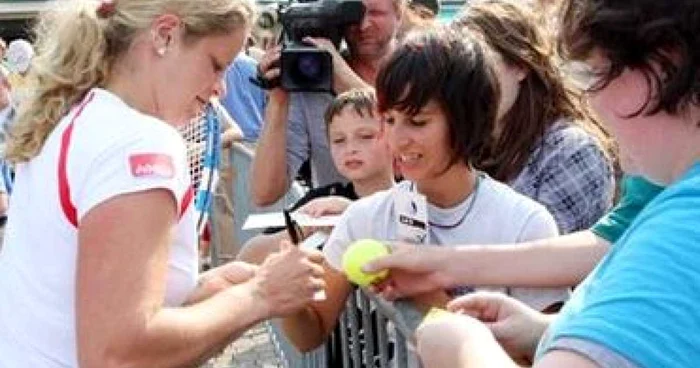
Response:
276,0,365,92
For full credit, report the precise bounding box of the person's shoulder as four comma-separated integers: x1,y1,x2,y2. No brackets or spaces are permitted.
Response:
480,174,550,215
230,53,259,75
669,163,700,193
544,118,603,149
79,88,184,152
617,167,700,255
644,164,700,211
478,175,558,238
344,184,395,216
290,91,335,104
235,52,258,66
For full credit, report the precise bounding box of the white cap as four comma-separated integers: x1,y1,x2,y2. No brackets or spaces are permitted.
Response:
5,39,34,74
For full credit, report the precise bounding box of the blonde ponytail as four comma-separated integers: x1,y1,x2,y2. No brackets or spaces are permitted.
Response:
5,1,110,162
5,0,254,163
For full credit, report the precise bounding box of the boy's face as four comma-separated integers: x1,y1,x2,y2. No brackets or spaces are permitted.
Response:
328,107,391,183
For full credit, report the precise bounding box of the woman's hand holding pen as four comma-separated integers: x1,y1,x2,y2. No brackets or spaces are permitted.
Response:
252,240,326,317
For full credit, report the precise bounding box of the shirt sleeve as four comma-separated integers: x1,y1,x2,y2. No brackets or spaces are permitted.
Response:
515,208,559,242
547,338,640,368
286,93,311,182
509,207,570,311
590,176,664,243
323,198,369,271
73,125,190,222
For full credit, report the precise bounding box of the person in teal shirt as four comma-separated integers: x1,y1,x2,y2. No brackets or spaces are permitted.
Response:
590,175,664,243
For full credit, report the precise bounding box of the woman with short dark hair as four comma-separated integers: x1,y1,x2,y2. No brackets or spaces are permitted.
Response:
279,27,570,355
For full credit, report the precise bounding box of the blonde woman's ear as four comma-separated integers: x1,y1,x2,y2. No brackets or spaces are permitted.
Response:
150,14,179,57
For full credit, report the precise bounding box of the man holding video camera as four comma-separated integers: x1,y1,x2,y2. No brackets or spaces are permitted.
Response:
251,0,403,206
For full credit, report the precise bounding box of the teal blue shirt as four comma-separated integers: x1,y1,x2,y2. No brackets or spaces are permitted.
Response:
537,162,700,367
591,176,664,243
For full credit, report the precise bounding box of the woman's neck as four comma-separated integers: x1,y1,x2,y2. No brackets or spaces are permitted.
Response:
417,163,478,208
353,170,395,198
663,118,700,184
644,108,700,185
104,47,160,119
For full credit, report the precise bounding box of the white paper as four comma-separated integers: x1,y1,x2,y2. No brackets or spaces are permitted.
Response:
242,212,342,230
300,231,330,250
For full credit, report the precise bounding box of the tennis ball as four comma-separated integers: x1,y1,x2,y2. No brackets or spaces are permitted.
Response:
342,239,390,286
424,307,452,322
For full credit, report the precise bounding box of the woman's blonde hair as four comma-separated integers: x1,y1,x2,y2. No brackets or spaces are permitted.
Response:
6,0,255,163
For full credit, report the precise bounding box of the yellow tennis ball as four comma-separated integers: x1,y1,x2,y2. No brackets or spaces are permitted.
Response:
424,307,452,322
342,239,390,286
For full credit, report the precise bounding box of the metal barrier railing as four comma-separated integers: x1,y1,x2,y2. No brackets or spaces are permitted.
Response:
266,320,327,368
266,287,419,368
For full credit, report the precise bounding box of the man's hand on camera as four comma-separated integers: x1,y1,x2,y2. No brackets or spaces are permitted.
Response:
303,36,371,93
257,45,288,101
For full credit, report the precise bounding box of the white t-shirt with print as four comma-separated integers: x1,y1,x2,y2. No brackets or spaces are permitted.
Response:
0,88,198,367
324,176,569,310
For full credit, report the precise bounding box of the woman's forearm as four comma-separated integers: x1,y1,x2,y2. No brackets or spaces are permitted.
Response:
281,305,329,353
280,265,353,353
83,281,269,368
446,231,609,288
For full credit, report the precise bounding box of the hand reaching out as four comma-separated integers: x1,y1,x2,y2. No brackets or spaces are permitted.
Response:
447,291,552,363
364,243,454,299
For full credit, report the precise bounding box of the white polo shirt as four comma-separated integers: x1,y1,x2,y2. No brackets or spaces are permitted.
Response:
0,88,198,367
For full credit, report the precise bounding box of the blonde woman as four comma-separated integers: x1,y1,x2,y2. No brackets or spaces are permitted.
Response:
0,1,325,367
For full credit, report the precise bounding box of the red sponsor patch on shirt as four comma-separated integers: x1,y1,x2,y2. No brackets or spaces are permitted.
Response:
129,153,175,179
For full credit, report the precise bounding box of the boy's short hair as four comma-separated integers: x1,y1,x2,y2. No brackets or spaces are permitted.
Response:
324,88,378,129
558,0,700,116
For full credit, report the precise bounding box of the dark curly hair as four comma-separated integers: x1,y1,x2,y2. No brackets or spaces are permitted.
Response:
558,0,700,118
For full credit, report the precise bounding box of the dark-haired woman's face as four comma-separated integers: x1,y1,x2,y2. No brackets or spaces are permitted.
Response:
383,100,453,183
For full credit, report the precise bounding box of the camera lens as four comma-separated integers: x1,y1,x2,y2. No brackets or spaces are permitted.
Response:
295,54,322,81
280,48,332,92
